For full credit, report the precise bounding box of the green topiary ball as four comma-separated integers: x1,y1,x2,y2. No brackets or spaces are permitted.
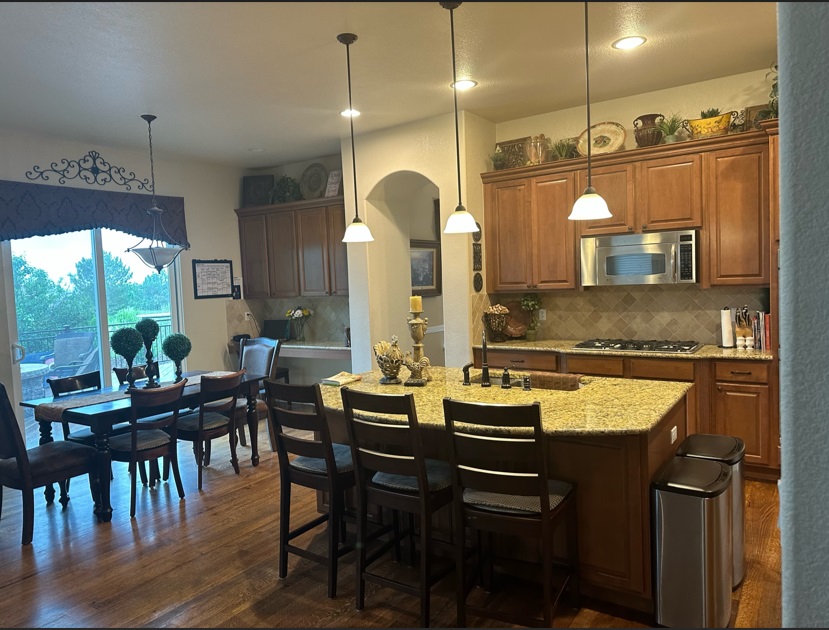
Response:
135,318,160,345
162,333,192,363
110,327,144,361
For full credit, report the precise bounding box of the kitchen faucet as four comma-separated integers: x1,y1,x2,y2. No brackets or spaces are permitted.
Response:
480,330,491,387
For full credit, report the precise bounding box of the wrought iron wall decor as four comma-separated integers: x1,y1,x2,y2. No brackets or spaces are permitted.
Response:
26,150,152,191
472,242,482,271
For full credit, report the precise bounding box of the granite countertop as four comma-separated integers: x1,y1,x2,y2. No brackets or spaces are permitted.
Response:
279,341,351,351
473,339,774,361
319,366,691,437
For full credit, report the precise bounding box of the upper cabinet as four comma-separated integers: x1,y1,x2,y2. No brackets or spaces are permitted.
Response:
481,131,771,292
484,174,577,292
235,196,347,299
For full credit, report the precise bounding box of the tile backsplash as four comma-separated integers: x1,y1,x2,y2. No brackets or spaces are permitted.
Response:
486,285,768,344
226,296,350,344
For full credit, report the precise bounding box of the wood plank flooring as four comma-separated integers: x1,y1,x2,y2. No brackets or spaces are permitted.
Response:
0,421,781,628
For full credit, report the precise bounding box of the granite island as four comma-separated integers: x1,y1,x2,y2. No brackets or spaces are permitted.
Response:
319,366,692,614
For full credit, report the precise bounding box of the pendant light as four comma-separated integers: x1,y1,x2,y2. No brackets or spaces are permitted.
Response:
441,2,479,235
338,33,374,243
569,1,612,221
127,114,189,272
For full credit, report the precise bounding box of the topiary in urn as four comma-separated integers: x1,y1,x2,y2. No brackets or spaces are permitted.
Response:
135,318,161,388
110,327,144,389
162,333,192,383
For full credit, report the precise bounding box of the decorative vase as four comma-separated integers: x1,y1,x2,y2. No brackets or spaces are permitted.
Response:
374,336,404,385
173,361,183,383
663,134,679,144
633,113,665,148
294,317,307,342
125,356,136,389
143,343,160,388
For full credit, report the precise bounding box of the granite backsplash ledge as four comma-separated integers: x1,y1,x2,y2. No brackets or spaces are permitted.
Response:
485,285,768,345
226,296,350,344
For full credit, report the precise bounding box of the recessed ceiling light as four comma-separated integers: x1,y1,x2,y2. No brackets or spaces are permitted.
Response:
612,36,646,50
247,147,265,153
340,108,360,118
450,79,477,91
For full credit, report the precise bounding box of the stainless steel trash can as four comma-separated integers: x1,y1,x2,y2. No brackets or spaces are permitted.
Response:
653,456,732,628
677,434,746,588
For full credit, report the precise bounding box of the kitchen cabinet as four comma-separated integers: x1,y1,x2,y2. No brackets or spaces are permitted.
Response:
576,164,636,236
235,196,347,299
472,347,558,372
711,360,772,468
635,153,703,231
484,173,577,292
703,144,769,285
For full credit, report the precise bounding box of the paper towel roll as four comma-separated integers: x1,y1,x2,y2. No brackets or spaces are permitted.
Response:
720,307,735,348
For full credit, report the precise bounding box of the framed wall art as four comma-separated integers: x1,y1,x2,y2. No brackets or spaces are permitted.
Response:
192,259,234,299
495,137,530,169
241,174,274,207
410,239,442,297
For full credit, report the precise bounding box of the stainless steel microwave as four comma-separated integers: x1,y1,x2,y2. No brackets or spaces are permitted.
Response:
580,230,698,286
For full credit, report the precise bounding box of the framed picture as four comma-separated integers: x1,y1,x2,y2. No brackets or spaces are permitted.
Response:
410,239,442,297
241,174,274,207
495,136,530,169
743,103,768,131
192,259,234,299
324,169,343,197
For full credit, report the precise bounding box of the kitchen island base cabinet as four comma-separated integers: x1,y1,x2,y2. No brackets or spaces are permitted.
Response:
323,391,687,616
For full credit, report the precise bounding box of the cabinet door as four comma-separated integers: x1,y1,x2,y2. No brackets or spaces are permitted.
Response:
704,144,769,285
636,154,702,231
238,215,270,299
713,381,771,466
326,204,349,296
576,164,636,236
769,132,779,244
267,211,300,298
297,206,331,296
485,179,532,292
531,173,577,289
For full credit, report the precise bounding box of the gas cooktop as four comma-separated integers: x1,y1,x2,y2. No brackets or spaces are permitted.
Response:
573,339,702,354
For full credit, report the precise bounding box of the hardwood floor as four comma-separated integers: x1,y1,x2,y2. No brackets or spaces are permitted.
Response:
1,421,781,628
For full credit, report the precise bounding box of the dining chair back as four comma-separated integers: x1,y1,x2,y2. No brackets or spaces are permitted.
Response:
233,337,282,451
340,387,454,627
108,379,188,517
265,380,356,598
46,371,128,446
0,381,100,544
176,369,245,490
441,397,580,627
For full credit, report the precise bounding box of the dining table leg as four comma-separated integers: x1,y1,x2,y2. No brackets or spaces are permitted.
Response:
246,388,260,467
93,431,113,522
37,420,56,504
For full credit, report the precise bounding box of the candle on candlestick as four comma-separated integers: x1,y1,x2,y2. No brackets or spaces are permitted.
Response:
410,295,422,312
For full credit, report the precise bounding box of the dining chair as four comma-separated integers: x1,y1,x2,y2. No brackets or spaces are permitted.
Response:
0,381,100,544
265,380,356,598
340,387,454,628
175,369,245,490
441,397,580,628
107,379,188,518
232,337,286,452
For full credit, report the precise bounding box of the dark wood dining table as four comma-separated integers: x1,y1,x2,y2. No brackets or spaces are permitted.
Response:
19,370,267,522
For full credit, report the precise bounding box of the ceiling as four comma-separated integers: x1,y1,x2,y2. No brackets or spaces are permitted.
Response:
0,2,777,170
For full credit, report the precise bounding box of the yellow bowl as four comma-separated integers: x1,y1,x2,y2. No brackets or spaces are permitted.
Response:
687,112,733,139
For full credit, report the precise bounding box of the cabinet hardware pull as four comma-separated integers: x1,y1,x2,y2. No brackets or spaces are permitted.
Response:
511,359,525,363
642,224,647,230
730,370,752,375
628,226,634,232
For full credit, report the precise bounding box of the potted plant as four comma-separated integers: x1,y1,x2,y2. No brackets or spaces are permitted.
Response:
520,293,543,342
755,62,779,124
270,175,302,204
110,327,144,389
687,107,733,139
549,137,577,161
162,333,192,383
490,148,508,170
135,318,161,388
658,112,686,144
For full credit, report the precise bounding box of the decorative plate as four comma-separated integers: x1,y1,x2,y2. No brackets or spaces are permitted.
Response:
472,221,482,242
299,163,328,199
576,121,627,156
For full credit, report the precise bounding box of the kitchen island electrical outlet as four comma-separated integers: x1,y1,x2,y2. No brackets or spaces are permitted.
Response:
538,309,546,321
670,426,678,444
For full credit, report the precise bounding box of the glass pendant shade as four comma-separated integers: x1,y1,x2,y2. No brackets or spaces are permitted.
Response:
568,187,611,220
342,216,374,243
444,204,479,234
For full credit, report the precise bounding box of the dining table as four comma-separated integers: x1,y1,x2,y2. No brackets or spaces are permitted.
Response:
19,370,267,522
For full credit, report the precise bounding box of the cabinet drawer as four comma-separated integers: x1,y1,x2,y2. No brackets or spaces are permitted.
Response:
715,361,769,384
566,355,624,377
630,358,695,381
475,349,557,372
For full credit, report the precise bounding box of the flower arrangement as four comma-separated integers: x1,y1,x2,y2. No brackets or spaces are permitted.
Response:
521,293,543,331
285,306,313,341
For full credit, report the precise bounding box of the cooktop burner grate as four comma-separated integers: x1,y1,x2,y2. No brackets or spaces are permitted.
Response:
573,338,702,353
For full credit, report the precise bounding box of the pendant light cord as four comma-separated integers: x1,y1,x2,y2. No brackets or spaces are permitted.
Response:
584,1,593,188
449,5,463,209
345,39,360,222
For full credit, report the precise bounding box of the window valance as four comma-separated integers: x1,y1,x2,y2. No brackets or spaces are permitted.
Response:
0,179,188,246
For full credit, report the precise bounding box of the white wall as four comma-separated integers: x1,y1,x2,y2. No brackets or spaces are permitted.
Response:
0,128,244,401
